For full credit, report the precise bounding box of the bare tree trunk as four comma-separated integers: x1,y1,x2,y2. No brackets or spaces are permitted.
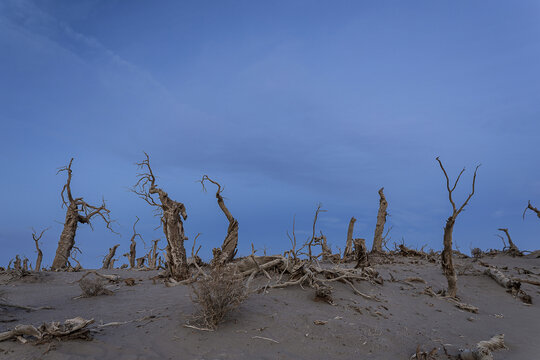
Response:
22,258,29,272
133,154,189,281
436,157,480,298
344,217,356,260
102,244,120,269
129,240,136,268
442,217,457,298
31,228,48,272
372,187,388,253
136,257,146,268
52,204,80,270
200,175,238,264
51,159,115,270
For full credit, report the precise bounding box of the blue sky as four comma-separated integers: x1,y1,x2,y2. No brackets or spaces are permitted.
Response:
1,0,539,268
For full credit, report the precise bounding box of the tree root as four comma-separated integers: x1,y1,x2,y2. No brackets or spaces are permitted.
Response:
0,317,94,343
459,334,506,360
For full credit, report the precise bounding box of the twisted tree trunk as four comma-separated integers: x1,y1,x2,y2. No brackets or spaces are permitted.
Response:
372,187,388,253
52,203,81,270
102,244,120,269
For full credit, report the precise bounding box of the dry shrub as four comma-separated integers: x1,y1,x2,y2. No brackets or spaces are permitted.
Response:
190,264,247,329
79,277,113,297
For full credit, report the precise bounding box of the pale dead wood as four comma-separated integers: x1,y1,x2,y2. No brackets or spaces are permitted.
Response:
147,239,160,269
51,159,116,270
459,334,506,360
436,157,480,298
200,175,239,264
372,187,388,253
0,317,94,343
484,266,532,303
31,227,49,271
133,153,189,281
252,336,279,343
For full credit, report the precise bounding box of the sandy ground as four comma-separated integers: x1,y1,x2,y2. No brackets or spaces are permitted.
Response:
1,253,539,359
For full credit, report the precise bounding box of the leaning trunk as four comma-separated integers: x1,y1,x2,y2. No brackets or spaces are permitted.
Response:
51,205,79,270
102,244,120,269
344,217,356,260
442,217,457,298
162,212,189,281
221,219,239,263
372,187,388,253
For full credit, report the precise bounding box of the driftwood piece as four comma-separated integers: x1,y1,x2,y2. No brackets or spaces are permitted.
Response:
0,317,94,343
459,334,506,360
372,187,388,253
484,267,531,303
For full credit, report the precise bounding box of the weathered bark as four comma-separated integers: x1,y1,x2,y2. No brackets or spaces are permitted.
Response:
523,201,540,219
31,228,48,272
441,217,457,298
354,238,369,269
497,228,521,256
136,257,146,268
344,217,356,260
102,244,120,269
200,175,238,264
372,187,388,253
436,157,480,298
51,159,115,270
147,239,159,269
133,153,189,280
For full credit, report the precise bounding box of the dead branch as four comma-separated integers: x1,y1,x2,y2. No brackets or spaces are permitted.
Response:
436,157,480,298
523,200,540,219
200,175,238,264
128,217,142,268
372,187,388,253
484,267,531,304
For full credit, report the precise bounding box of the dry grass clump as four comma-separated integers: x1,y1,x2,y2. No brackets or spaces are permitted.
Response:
79,277,113,297
190,264,248,330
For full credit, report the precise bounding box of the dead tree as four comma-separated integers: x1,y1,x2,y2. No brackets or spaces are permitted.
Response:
354,238,369,268
31,227,48,271
307,203,327,260
436,157,480,298
132,153,189,281
523,201,540,219
128,217,143,268
51,159,115,270
343,217,356,260
102,244,120,269
372,187,388,253
497,228,521,256
200,175,238,264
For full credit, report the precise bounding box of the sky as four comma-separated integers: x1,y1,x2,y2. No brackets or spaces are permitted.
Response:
1,0,539,268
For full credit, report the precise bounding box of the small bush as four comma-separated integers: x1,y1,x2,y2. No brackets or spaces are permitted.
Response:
190,264,247,329
79,277,113,297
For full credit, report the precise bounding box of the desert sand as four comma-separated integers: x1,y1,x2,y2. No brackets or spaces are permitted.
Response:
1,251,539,360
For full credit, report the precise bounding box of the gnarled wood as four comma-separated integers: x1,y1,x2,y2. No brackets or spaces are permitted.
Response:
133,153,189,280
497,228,522,256
459,334,506,360
372,187,388,253
128,217,142,269
523,200,540,219
51,159,115,270
200,175,238,264
436,157,480,298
